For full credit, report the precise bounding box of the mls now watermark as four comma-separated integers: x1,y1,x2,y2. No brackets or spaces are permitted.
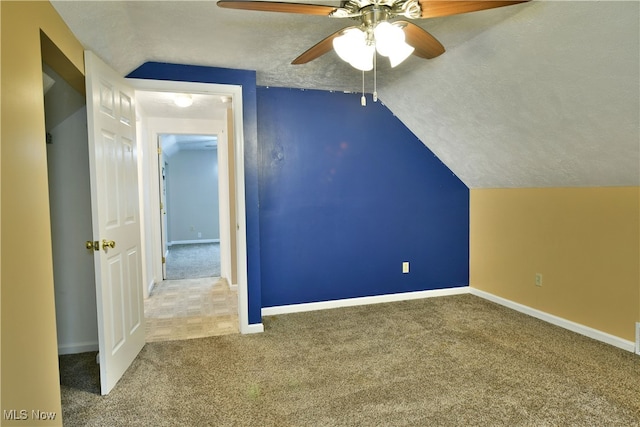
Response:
4,409,57,421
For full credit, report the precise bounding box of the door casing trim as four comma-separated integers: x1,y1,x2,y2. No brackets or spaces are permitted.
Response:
128,78,252,334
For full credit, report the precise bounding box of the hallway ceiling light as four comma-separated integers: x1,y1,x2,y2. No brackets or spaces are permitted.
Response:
174,94,193,108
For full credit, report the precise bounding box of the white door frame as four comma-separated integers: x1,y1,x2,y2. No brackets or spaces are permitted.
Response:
128,78,252,334
158,153,168,280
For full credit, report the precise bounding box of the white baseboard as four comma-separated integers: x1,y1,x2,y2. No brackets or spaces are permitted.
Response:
470,288,636,354
147,280,155,296
261,286,470,317
241,323,264,334
228,282,238,291
58,341,99,355
260,286,635,354
168,239,220,246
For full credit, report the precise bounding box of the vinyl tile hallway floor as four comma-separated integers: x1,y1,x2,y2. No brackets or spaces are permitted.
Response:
144,277,239,342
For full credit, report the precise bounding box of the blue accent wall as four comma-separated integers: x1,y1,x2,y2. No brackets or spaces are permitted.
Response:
127,62,468,321
127,62,263,324
257,87,469,308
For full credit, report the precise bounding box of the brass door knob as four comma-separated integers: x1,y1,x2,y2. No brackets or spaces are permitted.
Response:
86,240,99,251
102,239,116,250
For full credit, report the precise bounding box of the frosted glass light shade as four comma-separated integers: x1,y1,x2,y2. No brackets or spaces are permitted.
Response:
349,44,375,71
387,41,414,67
333,28,374,71
374,22,414,67
333,29,365,62
374,22,403,57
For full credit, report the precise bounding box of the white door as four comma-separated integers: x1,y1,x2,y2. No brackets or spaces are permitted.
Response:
85,51,146,395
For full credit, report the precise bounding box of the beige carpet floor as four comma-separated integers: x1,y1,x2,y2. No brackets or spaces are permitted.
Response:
60,294,640,426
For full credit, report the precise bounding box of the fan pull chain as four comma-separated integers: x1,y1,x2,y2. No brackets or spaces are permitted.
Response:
373,52,378,102
361,70,366,107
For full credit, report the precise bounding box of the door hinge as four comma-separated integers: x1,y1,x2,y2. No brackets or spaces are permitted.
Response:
157,147,162,154
160,202,164,210
162,256,166,264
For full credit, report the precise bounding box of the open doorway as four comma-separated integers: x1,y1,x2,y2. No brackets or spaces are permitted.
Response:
44,51,253,399
41,45,104,397
159,133,221,280
43,62,99,357
134,86,243,341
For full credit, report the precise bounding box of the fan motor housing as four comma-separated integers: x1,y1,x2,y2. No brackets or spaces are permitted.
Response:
361,5,392,27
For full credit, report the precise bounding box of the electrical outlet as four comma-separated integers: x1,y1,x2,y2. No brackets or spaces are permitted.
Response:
197,232,202,238
402,262,409,274
535,273,543,287
190,225,195,231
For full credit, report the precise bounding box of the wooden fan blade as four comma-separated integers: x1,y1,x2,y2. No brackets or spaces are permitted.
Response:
292,27,353,64
418,1,529,19
396,21,445,59
217,1,337,16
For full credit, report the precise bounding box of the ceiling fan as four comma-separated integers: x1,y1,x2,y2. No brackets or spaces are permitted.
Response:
217,0,529,70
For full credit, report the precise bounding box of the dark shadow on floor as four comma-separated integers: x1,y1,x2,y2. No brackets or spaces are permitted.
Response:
59,352,100,395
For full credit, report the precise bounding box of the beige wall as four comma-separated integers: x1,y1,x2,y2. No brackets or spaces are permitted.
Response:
1,2,84,425
470,187,640,342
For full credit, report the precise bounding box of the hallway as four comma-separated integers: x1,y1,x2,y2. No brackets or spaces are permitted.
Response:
144,277,238,342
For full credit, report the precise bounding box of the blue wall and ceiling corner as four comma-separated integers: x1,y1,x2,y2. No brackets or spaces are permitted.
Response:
257,87,469,308
127,62,469,321
127,62,263,324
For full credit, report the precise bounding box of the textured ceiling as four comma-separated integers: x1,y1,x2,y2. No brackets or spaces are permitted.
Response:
52,0,639,188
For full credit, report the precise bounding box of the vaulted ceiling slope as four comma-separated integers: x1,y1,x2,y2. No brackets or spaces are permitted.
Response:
52,1,639,188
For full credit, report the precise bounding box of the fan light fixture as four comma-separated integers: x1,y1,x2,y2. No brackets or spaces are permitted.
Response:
333,22,414,71
330,5,418,106
217,0,530,106
174,94,193,108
